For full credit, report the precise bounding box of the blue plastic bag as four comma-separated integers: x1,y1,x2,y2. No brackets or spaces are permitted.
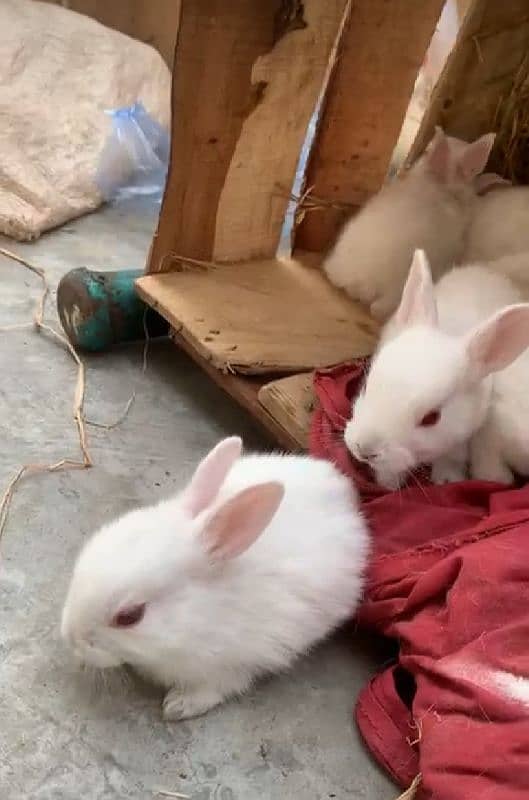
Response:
96,102,170,202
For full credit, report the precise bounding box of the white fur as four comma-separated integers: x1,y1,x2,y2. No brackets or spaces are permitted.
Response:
324,130,495,321
465,186,529,263
344,250,529,488
61,439,369,720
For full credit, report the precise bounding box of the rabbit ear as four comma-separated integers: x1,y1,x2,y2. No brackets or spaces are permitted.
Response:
395,249,438,328
425,126,451,182
473,171,511,196
184,437,242,518
202,482,284,560
457,133,495,182
466,303,529,379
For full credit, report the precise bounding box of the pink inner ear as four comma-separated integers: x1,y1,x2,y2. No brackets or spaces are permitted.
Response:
458,134,495,182
467,304,529,377
396,250,437,328
184,437,242,518
426,130,450,183
202,481,284,561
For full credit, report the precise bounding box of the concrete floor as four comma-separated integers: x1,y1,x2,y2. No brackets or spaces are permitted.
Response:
0,200,395,800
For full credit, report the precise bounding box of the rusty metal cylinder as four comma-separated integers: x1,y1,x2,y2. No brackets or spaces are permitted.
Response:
56,267,167,352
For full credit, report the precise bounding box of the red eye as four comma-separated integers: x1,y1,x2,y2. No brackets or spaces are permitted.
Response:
112,603,146,628
419,410,440,427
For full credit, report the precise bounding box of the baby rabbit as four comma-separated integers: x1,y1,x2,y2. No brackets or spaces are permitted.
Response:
345,250,529,489
324,128,495,321
61,437,369,720
465,185,529,263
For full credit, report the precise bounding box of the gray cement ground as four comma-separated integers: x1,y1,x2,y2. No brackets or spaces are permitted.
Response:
0,200,395,800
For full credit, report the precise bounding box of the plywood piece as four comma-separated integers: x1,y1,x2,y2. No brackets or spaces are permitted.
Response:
137,257,378,374
295,0,445,254
258,373,314,450
148,0,350,271
170,329,305,452
409,0,529,170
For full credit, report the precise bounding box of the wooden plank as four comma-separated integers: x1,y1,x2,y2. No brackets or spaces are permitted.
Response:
148,0,277,269
169,329,305,452
408,0,529,173
294,0,445,254
456,0,473,20
136,256,379,374
258,373,314,450
212,0,350,262
148,0,350,271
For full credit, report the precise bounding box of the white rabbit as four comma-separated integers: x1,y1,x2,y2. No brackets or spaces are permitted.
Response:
61,437,369,720
480,252,529,297
323,128,495,321
465,186,529,263
344,249,529,489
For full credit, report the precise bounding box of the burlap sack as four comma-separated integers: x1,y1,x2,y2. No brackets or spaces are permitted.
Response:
0,0,171,240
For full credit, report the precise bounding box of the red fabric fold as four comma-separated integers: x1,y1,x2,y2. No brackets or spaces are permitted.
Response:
311,361,529,799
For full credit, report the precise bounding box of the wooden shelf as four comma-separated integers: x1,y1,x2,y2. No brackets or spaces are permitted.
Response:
136,257,378,375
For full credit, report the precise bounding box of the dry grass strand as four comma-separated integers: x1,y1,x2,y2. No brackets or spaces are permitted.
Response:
396,774,422,800
0,247,92,541
85,310,150,429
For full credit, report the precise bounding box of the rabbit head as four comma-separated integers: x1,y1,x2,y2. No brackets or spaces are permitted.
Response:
61,437,284,679
413,127,495,189
344,250,529,489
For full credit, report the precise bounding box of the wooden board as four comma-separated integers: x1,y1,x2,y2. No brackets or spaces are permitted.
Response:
294,0,446,254
137,257,378,374
408,0,529,172
147,0,350,271
212,0,350,262
169,329,306,452
258,373,314,450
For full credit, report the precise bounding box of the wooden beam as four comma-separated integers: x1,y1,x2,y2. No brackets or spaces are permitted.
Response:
148,0,350,271
294,0,445,254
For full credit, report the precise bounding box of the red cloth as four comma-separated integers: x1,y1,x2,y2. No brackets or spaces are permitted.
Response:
311,361,529,800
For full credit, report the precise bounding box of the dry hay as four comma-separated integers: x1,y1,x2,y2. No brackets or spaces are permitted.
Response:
0,247,92,540
491,54,529,182
395,774,422,800
0,248,147,540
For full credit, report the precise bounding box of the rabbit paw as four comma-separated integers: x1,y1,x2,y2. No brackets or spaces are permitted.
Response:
163,686,224,721
431,459,466,485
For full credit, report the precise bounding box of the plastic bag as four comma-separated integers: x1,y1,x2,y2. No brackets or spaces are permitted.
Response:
95,102,170,202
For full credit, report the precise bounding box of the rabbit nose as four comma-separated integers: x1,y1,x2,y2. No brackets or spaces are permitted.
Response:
354,442,378,463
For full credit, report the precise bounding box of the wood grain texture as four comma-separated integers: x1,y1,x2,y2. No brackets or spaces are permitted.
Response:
295,0,445,254
147,0,350,271
137,257,378,374
258,373,314,450
408,0,529,170
148,0,279,269
212,0,349,262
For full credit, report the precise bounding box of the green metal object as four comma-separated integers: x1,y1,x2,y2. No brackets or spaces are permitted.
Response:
57,267,167,353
